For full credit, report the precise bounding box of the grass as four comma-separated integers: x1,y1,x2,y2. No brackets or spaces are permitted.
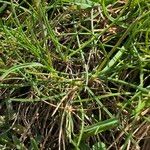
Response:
0,0,150,149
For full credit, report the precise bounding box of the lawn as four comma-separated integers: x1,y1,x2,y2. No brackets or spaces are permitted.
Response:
0,0,150,149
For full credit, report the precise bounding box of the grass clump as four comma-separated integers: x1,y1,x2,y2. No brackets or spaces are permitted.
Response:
0,0,150,149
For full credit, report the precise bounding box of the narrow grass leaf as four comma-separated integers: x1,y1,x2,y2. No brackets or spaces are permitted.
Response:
79,118,118,141
0,63,44,80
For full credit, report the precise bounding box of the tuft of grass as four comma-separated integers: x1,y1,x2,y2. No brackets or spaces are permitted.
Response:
0,0,150,149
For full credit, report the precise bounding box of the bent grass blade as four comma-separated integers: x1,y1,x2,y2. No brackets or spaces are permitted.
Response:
0,62,44,80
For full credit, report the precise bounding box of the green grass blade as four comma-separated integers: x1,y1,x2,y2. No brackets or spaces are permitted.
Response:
77,118,119,141
0,63,44,80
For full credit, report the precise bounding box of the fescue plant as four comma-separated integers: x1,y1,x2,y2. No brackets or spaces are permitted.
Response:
0,0,150,149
